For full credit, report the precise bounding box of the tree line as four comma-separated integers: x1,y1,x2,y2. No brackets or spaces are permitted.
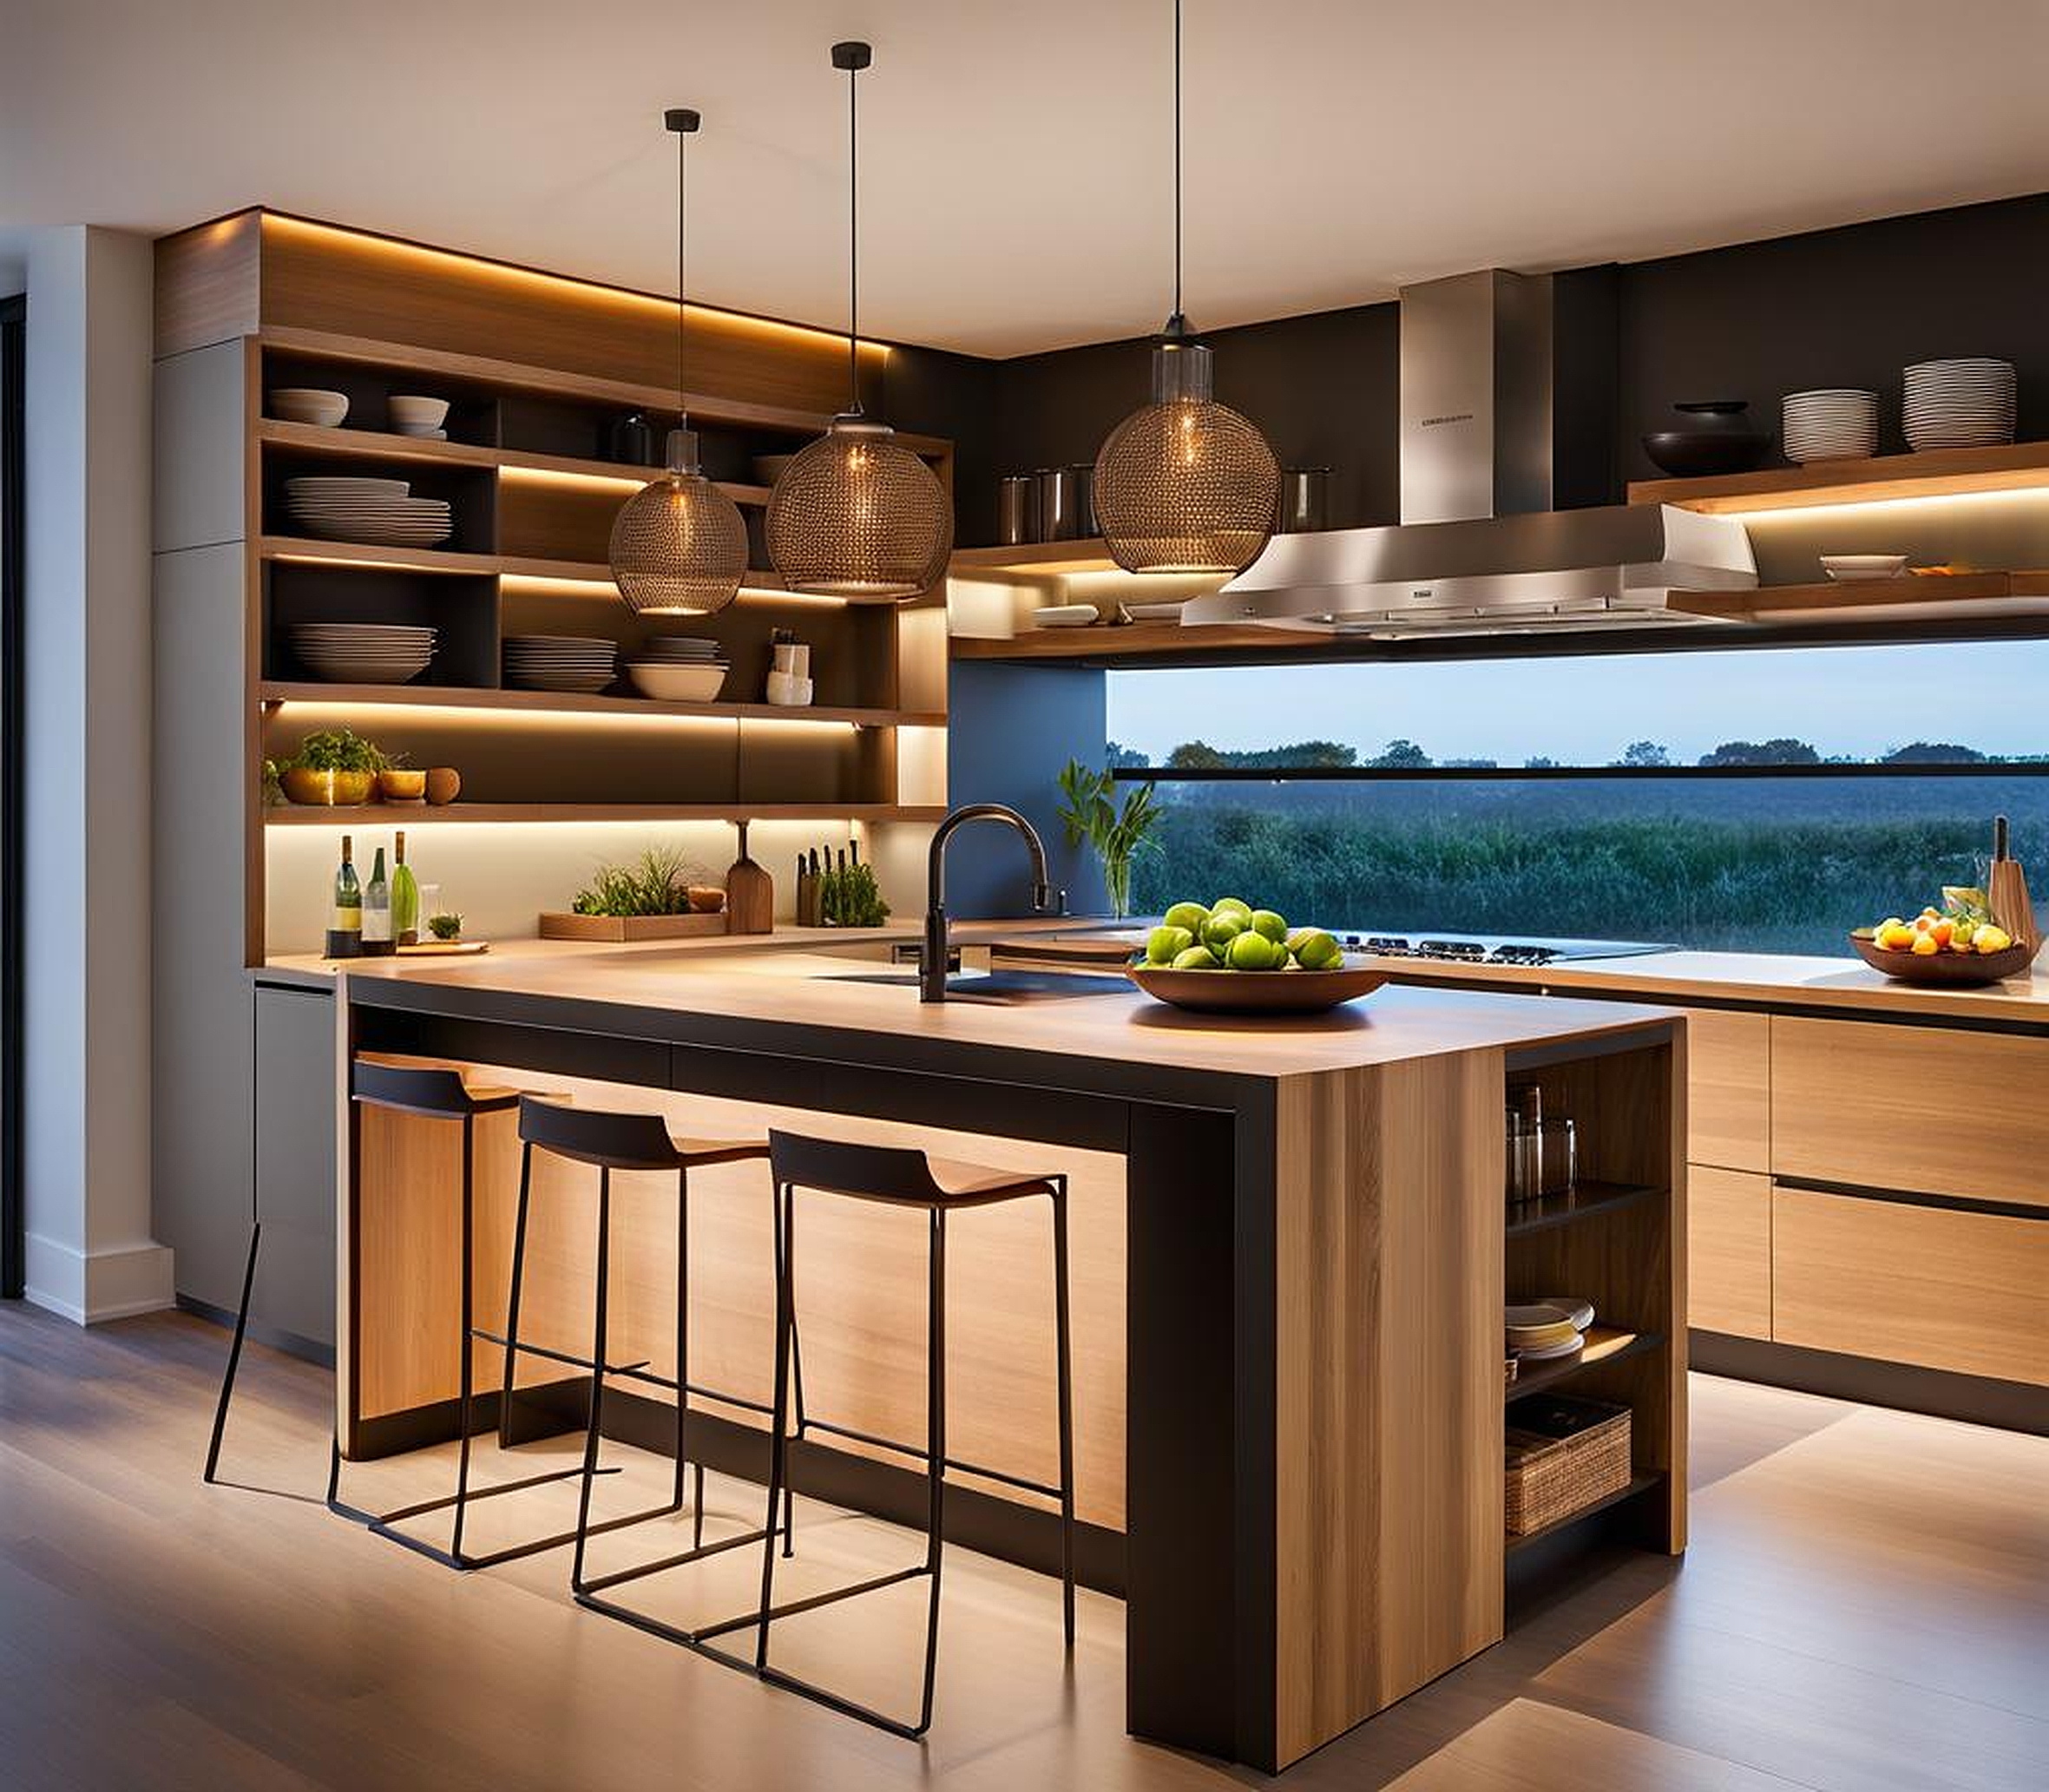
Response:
1107,738,2043,771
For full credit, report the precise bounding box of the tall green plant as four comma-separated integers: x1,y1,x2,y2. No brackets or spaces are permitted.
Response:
1056,759,1160,920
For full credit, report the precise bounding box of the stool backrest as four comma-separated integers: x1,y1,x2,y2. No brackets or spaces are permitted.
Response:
768,1129,943,1206
518,1095,682,1172
352,1060,478,1119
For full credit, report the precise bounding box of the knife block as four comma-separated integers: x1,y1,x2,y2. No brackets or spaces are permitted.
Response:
1988,830,2039,955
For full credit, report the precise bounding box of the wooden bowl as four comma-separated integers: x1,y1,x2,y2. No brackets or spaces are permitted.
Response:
1126,957,1389,1014
280,765,376,806
686,885,726,914
378,768,427,803
1848,930,2039,987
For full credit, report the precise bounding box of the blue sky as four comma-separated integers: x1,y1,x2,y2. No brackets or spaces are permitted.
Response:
1107,640,2049,765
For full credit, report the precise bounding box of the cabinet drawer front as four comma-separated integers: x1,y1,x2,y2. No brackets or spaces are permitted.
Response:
1772,1186,2049,1385
1687,1166,1770,1339
1771,1016,2049,1208
1684,1009,1770,1172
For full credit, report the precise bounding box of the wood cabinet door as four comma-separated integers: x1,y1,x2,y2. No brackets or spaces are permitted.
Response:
1771,1016,2049,1208
1687,1167,1771,1339
1772,1185,2049,1385
1682,1009,1770,1172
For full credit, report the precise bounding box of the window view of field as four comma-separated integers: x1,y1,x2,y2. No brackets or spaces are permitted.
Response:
1106,643,2049,953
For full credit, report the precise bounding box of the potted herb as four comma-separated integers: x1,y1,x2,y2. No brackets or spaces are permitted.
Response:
1056,758,1160,920
267,726,389,806
543,844,729,941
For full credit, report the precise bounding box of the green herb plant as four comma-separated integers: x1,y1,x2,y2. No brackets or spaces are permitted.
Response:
427,912,464,941
819,858,890,928
1056,758,1160,920
570,845,710,917
263,726,392,803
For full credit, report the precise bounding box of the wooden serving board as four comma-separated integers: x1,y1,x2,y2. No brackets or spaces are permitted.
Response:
396,939,490,956
538,911,727,942
986,932,1146,968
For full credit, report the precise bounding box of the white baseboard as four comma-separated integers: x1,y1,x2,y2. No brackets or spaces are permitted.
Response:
24,1233,176,1325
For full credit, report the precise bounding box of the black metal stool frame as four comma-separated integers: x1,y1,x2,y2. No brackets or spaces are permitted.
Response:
690,1140,1077,1742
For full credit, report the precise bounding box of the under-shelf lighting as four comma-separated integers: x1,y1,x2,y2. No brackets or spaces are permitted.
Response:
264,699,743,732
1727,484,2049,523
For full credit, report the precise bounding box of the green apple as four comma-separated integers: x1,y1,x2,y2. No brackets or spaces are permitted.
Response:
1200,911,1247,955
1249,909,1289,943
1171,944,1220,970
1146,924,1194,965
1162,900,1211,935
1210,896,1252,922
1227,929,1284,970
1290,929,1344,971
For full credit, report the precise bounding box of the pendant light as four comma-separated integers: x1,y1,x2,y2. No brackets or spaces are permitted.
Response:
1093,1,1278,576
609,108,750,616
765,41,954,602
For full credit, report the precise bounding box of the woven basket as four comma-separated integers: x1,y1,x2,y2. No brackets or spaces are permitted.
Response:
1504,1395,1631,1535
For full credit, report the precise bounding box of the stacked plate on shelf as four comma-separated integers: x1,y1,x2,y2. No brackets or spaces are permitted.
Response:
283,621,437,685
283,476,454,547
1780,389,1879,463
502,633,619,693
1506,1297,1595,1362
1903,358,2016,450
625,635,730,702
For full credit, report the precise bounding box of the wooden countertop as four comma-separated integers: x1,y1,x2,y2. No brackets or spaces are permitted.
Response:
320,942,1676,1085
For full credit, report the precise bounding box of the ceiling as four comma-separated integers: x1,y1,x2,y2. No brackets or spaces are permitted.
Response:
4,1,2046,358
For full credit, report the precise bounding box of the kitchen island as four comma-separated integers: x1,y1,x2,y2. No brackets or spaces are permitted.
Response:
325,945,1685,1771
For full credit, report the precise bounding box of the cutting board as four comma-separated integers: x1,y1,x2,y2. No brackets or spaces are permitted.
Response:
986,932,1146,968
397,939,490,956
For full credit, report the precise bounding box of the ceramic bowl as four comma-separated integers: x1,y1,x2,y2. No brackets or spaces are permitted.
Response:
269,388,349,428
1848,930,2039,986
387,394,450,432
280,766,376,806
625,661,728,703
378,768,428,802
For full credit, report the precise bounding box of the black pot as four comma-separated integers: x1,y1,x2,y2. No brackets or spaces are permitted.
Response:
1642,401,1770,477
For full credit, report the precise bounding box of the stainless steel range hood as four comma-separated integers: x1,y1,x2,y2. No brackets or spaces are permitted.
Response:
1183,270,1756,636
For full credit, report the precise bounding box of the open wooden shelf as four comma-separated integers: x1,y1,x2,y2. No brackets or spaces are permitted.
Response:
259,679,942,729
257,535,803,596
256,418,774,507
950,537,1123,577
265,801,947,827
1503,1326,1662,1403
952,620,1333,661
1628,438,2049,515
1671,570,2049,626
1504,1472,1665,1555
1505,1181,1663,1239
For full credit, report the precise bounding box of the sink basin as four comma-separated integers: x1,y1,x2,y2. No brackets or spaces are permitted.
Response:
824,968,1133,1003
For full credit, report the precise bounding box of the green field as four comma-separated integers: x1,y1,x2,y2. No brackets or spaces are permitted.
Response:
1127,779,2047,952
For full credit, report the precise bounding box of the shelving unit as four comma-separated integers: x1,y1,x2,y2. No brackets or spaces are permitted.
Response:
1629,438,2049,514
1670,570,2049,626
259,680,942,729
264,802,947,827
1504,1473,1665,1555
1505,1326,1663,1402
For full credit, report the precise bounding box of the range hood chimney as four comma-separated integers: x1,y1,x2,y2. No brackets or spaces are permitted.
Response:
1182,269,1755,636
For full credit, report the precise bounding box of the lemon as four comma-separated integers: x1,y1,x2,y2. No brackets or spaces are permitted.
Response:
1171,945,1220,970
1249,909,1289,943
1162,901,1211,935
1146,924,1194,965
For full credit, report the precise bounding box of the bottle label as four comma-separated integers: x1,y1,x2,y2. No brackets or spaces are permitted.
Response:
333,903,362,930
363,911,392,943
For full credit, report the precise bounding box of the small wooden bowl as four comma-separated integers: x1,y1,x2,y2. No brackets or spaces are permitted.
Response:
1126,958,1389,1014
1849,930,2039,987
280,766,376,806
378,768,427,803
686,885,727,914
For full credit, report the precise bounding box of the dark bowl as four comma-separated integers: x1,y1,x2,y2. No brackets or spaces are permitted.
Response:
1848,930,2039,987
1642,430,1771,478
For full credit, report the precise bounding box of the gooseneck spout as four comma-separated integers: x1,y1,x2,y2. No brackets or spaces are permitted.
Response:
922,804,1061,1001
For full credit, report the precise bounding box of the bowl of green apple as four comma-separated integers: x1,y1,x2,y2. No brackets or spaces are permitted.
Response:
1126,898,1389,1014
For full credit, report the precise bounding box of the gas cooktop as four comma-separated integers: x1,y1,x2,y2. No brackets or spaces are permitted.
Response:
1335,931,1671,967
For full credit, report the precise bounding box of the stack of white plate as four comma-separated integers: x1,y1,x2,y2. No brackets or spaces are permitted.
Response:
625,637,730,701
1903,358,2015,451
1781,389,1879,463
284,621,437,685
1506,1297,1594,1361
284,476,454,547
503,634,618,693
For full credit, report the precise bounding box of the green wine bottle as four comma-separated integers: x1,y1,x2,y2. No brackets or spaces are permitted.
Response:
391,830,420,947
325,833,363,959
363,847,394,956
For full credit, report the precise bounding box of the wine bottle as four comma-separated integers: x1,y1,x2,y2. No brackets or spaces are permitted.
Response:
363,847,394,956
325,834,363,959
391,830,420,947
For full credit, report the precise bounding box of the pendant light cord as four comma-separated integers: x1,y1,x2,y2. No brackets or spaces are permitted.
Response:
1173,0,1183,324
846,54,862,414
676,124,689,415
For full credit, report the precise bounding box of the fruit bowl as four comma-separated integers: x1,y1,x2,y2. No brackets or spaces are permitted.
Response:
1126,958,1389,1014
1848,930,2039,987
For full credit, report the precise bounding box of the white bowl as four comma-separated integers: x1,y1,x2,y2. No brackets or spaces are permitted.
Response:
1821,554,1908,582
626,661,728,702
270,388,349,428
387,395,450,431
764,671,814,707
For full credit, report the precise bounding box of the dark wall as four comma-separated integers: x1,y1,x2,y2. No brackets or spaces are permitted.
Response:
931,190,2049,542
879,343,1003,548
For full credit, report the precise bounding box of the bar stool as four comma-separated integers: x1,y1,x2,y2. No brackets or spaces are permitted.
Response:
689,1128,1076,1741
489,1095,796,1605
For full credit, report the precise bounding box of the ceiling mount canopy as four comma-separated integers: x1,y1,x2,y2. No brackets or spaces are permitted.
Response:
1093,0,1279,577
608,106,750,616
764,39,954,603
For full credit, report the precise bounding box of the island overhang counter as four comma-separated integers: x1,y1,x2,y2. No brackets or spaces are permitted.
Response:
329,947,1687,1772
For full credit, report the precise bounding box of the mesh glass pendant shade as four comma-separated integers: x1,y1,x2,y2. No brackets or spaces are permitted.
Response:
765,415,953,601
610,426,749,614
1094,335,1279,575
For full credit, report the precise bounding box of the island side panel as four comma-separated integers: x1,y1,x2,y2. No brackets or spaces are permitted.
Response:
1272,1049,1507,1769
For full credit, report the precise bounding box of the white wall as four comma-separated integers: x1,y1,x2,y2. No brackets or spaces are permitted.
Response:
21,226,168,1322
